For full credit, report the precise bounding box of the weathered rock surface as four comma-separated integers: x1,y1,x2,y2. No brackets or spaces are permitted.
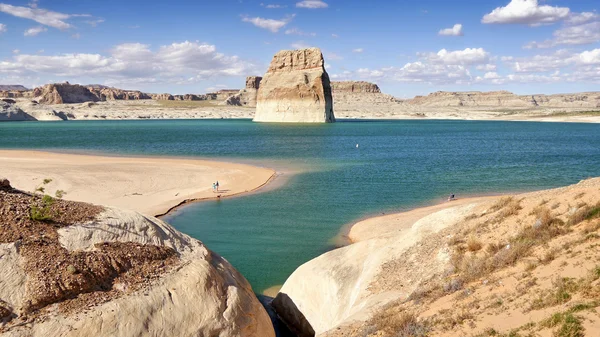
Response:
254,48,335,123
332,81,380,93
0,188,275,337
89,87,151,101
0,101,33,121
233,76,262,107
33,83,100,105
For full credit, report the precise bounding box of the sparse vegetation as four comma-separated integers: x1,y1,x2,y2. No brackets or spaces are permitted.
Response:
530,278,578,311
366,305,429,337
567,202,600,226
467,236,483,252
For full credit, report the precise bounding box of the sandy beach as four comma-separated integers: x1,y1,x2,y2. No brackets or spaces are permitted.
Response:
347,196,501,243
0,150,275,216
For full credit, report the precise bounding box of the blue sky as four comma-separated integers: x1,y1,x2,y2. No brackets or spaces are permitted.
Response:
0,0,598,97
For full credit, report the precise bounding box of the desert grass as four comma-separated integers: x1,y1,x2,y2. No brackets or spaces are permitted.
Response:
567,202,600,226
366,304,429,337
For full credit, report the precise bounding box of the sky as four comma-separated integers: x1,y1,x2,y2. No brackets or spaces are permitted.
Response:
0,0,598,97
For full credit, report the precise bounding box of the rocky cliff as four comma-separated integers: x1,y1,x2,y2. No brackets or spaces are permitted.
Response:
33,83,100,105
233,76,262,107
332,81,380,93
88,87,152,101
254,48,335,123
0,85,28,91
0,182,275,337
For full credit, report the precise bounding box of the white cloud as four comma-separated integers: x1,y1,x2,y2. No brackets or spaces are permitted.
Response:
570,49,600,65
424,48,490,65
352,48,364,53
524,22,600,49
476,64,497,71
438,23,463,36
0,3,90,29
71,33,81,39
285,27,316,36
261,3,287,9
24,26,47,36
0,40,257,86
331,33,339,38
296,0,328,9
241,14,294,33
482,0,569,26
565,12,599,25
12,49,19,54
0,23,5,33
85,18,105,27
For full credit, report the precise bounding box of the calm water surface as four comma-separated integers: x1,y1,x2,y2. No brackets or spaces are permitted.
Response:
1,119,599,292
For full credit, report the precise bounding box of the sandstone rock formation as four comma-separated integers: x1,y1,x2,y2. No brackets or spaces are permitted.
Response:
0,101,33,121
332,81,380,93
88,87,151,101
0,187,275,337
33,83,100,105
150,93,175,101
233,76,262,107
254,48,335,123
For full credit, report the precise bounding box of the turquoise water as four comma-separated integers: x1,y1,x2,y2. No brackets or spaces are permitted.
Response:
1,119,599,292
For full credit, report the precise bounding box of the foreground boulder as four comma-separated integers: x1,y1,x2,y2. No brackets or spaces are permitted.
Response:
0,188,274,337
254,48,335,123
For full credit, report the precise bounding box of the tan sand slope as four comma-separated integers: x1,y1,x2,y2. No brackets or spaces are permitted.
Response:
0,150,275,216
274,179,600,336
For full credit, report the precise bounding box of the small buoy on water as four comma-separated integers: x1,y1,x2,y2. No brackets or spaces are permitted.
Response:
356,144,359,148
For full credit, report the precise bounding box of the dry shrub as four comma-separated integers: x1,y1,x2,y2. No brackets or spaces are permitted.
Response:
567,202,600,226
573,192,585,200
367,305,429,337
489,196,515,213
467,236,483,252
529,277,578,311
551,202,561,210
582,220,600,235
491,197,523,223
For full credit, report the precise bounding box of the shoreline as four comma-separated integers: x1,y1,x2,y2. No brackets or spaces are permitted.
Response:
2,115,599,124
0,149,277,217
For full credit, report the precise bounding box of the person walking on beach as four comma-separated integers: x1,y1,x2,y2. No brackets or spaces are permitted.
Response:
216,181,219,192
212,182,216,193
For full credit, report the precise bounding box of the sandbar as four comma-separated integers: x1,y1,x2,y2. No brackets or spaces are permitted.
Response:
0,150,275,216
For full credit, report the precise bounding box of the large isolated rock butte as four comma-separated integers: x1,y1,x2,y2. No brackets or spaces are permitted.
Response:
254,48,335,123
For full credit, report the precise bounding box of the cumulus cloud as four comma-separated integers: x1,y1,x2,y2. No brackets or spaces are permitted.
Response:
482,0,569,26
423,48,490,65
565,12,599,25
24,26,47,36
476,64,497,71
438,24,463,36
0,40,257,86
352,48,364,53
241,14,294,33
0,23,6,33
296,0,328,9
0,3,90,29
285,27,316,36
524,21,600,49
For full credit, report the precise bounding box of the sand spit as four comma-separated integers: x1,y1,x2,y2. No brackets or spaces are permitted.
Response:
0,150,275,216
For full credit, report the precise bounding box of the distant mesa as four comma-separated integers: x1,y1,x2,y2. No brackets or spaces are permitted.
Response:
254,47,335,123
332,81,381,94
